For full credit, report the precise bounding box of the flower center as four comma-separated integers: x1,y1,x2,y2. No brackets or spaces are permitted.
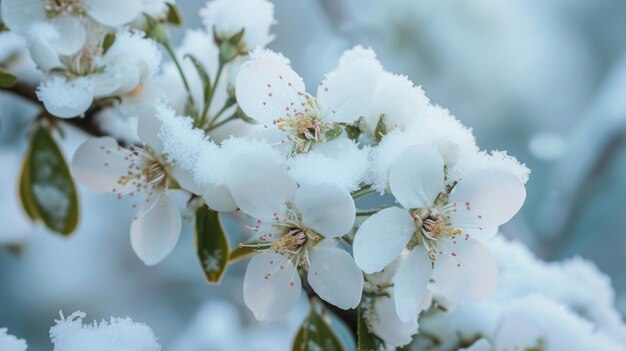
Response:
45,0,87,18
273,98,342,154
408,201,466,261
116,145,170,196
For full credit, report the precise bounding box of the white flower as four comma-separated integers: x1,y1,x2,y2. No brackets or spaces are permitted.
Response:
1,0,142,35
200,0,275,50
0,328,27,351
226,152,362,320
353,144,525,323
71,108,195,265
36,31,163,118
365,290,419,348
235,49,378,154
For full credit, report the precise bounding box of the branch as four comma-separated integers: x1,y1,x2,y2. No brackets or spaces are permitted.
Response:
4,81,113,139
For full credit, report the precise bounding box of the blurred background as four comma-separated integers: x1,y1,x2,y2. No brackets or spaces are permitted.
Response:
1,0,626,349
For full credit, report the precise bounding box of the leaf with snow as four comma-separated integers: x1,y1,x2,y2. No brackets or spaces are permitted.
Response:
195,206,230,284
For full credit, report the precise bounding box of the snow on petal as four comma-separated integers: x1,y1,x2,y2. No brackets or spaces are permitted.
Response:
308,247,363,309
317,57,379,124
37,76,94,118
353,207,415,274
394,246,432,323
294,183,355,238
288,137,369,192
389,144,445,209
450,169,526,231
235,50,306,125
49,310,161,351
432,238,497,304
130,194,181,266
243,252,301,321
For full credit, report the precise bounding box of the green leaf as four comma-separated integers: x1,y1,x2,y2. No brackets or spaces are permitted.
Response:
184,54,211,112
374,114,388,143
18,154,39,221
165,3,184,26
358,306,385,351
0,67,17,88
323,125,343,142
102,32,116,54
228,245,256,263
195,206,230,284
345,124,361,141
292,306,345,351
27,126,79,235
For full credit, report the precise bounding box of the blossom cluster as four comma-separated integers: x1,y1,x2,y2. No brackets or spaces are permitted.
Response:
0,0,568,348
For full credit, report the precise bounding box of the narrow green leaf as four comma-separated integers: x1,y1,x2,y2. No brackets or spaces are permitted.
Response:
292,306,345,351
165,3,184,26
102,32,116,54
18,154,39,221
184,54,212,111
0,67,17,88
195,206,230,284
358,306,385,351
228,245,256,263
374,114,388,143
28,126,79,235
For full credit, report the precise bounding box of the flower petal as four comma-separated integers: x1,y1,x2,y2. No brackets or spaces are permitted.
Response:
49,15,85,56
394,246,432,323
85,0,141,26
130,194,181,266
432,238,497,304
243,252,301,321
369,290,418,347
27,23,63,72
235,55,306,125
295,184,355,238
389,144,445,209
353,207,415,274
136,105,163,152
461,339,492,351
171,166,202,195
203,183,238,212
71,137,138,194
450,169,526,232
227,152,296,220
0,0,46,33
36,76,94,118
317,59,379,123
308,247,363,309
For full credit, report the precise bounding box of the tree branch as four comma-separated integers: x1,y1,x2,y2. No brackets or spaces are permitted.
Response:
4,81,112,139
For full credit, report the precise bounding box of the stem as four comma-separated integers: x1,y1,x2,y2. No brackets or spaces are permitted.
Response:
351,185,376,200
162,41,196,116
356,207,386,216
206,113,237,132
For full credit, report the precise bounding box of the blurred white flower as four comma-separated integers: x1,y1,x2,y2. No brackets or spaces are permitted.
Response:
71,105,196,265
200,0,275,50
235,49,378,153
226,151,362,320
0,328,27,351
36,31,162,118
354,145,525,323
